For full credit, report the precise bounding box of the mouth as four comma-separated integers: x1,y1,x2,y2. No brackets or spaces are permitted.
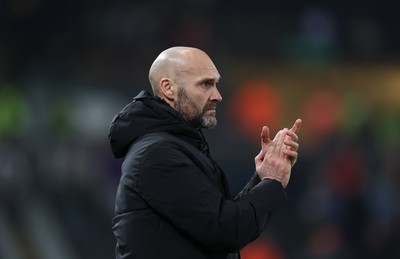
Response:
206,108,216,115
206,104,217,111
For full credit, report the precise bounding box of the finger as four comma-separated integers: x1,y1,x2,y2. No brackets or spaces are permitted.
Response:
283,149,298,159
290,119,302,134
260,126,270,148
284,138,299,151
283,149,298,166
286,131,298,142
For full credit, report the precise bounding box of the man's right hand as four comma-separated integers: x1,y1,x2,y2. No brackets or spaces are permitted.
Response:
254,119,301,187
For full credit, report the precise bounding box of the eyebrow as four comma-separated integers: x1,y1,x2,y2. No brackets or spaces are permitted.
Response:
198,76,221,84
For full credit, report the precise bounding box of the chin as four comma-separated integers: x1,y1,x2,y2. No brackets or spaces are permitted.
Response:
202,117,217,129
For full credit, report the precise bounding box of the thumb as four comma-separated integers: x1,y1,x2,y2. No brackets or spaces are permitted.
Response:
261,126,270,148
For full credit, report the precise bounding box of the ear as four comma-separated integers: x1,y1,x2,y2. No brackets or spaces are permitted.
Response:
160,77,175,101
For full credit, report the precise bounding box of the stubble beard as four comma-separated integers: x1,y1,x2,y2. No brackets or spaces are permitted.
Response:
175,87,217,129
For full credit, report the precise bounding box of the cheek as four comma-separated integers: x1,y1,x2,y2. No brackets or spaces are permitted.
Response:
195,97,208,112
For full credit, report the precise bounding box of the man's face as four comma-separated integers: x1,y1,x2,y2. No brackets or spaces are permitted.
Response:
170,50,222,128
175,86,219,128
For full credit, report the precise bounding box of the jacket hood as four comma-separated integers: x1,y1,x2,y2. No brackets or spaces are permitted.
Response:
108,90,205,158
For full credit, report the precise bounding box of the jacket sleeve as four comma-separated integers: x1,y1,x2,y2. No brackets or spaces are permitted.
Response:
136,142,289,253
235,173,261,200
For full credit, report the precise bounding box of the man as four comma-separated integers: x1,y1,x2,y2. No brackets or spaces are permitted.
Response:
108,46,301,259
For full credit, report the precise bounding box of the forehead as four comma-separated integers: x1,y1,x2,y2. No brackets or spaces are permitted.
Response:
179,53,220,80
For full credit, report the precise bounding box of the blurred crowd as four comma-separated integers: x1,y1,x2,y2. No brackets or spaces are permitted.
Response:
1,0,400,258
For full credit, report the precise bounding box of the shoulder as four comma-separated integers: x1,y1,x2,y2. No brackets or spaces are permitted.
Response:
120,133,187,181
124,132,187,165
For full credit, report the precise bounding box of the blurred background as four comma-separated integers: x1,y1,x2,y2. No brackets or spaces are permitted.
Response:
1,0,400,258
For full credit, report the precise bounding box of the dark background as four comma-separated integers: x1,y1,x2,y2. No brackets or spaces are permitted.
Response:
1,0,400,258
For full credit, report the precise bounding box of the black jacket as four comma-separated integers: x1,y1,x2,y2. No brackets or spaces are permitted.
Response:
108,90,289,259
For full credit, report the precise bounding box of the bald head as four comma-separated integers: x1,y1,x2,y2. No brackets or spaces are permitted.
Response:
148,46,213,96
148,46,222,128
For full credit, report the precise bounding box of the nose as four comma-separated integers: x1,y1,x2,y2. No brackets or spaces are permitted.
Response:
210,87,222,103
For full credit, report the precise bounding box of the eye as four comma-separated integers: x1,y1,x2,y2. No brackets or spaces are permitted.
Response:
201,80,215,88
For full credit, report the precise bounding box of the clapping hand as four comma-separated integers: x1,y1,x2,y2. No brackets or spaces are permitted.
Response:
255,119,302,187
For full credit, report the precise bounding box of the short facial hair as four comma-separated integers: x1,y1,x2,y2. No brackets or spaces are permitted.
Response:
175,87,217,129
